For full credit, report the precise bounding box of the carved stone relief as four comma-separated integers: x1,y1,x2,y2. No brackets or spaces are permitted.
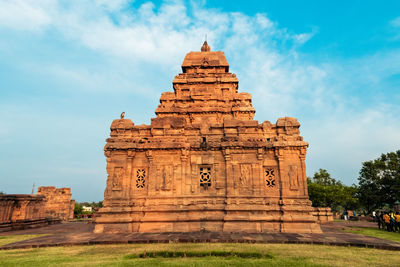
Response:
161,165,173,191
239,164,251,187
288,165,299,190
112,167,124,190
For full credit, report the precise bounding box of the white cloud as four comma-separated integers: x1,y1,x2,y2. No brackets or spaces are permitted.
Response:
0,0,54,31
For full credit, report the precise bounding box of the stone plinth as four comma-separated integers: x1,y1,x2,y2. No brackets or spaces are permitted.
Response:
37,187,75,221
312,207,334,223
94,42,322,234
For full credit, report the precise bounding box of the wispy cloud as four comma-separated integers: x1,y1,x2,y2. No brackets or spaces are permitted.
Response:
0,0,53,31
391,17,400,27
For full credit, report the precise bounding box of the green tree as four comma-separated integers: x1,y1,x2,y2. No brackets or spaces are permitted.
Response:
308,169,359,212
358,150,400,213
74,202,83,217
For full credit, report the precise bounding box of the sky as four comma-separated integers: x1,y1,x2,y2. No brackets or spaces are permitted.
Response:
0,0,399,202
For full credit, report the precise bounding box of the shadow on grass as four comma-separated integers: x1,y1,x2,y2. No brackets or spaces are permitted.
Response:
124,250,273,259
0,234,49,247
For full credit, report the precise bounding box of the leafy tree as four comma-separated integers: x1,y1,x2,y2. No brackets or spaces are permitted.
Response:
358,150,400,213
74,202,83,217
308,169,359,212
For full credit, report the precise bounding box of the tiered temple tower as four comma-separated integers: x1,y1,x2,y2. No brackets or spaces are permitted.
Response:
94,42,321,233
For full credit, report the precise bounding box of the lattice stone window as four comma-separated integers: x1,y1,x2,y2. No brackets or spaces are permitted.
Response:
265,168,276,188
200,167,212,189
136,169,146,189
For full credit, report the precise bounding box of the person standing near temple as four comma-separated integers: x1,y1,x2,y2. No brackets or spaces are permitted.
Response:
384,212,391,232
377,211,383,230
395,212,400,232
380,212,386,231
390,211,397,232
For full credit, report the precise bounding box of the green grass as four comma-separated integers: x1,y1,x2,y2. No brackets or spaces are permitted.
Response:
0,243,400,266
0,234,48,246
344,227,400,243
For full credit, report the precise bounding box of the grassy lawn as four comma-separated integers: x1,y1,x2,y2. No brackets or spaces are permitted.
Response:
344,227,400,243
0,234,48,247
0,243,399,267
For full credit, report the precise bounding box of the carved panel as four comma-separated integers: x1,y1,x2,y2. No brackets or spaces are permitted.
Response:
199,166,212,189
239,164,251,188
288,165,299,190
112,167,124,190
135,168,146,189
264,167,276,188
161,165,173,191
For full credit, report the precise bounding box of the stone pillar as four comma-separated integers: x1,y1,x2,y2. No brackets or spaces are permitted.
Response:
223,149,233,196
274,148,285,198
299,148,308,196
274,148,285,232
145,150,153,196
127,151,135,198
104,151,113,204
180,149,189,196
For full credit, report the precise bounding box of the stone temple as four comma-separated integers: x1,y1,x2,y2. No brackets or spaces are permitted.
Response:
94,42,322,234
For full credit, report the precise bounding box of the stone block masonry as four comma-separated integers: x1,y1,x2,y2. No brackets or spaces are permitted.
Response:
0,194,47,232
94,42,321,234
37,186,75,221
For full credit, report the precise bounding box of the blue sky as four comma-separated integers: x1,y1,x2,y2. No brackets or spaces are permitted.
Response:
1,0,399,202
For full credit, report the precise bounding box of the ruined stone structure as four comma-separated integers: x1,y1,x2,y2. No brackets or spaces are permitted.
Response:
37,186,75,221
312,207,334,224
94,42,321,234
0,194,47,232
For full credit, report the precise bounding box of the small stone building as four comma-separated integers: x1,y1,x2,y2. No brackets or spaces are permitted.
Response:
37,186,75,221
94,42,322,234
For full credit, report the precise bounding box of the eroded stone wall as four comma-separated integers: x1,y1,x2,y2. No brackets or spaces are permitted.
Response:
0,194,47,231
37,186,74,221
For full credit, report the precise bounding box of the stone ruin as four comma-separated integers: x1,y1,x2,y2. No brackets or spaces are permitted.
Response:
0,186,75,232
0,194,46,232
37,186,75,221
312,207,334,223
94,42,322,234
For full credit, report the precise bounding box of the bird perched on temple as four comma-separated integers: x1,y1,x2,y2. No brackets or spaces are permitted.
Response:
120,112,125,119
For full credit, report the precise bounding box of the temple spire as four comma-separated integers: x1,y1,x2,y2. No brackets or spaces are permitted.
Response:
201,41,210,52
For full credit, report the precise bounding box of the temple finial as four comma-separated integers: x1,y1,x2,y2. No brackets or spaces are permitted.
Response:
201,40,210,52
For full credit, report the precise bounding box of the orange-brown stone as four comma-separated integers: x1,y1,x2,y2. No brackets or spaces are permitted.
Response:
0,195,45,223
37,186,75,221
94,42,322,234
313,207,334,223
0,194,47,232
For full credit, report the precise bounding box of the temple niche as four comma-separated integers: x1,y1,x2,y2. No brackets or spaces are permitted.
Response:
94,42,322,234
